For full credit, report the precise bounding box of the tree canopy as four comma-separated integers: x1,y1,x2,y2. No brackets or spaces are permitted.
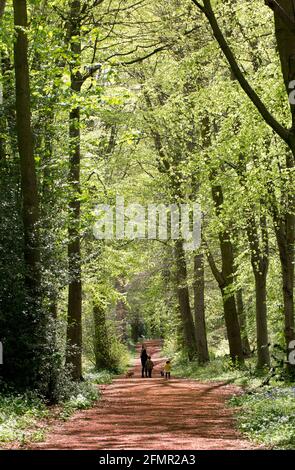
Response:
0,0,294,401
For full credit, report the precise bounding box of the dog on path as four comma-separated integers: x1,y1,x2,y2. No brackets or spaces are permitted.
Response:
125,370,134,378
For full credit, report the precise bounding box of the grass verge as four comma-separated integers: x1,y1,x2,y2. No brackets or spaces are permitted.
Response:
0,369,116,447
229,387,295,449
171,352,295,449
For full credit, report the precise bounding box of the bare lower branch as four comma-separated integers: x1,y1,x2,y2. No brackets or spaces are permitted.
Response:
105,42,164,62
118,45,168,66
191,0,205,12
82,63,102,81
205,244,224,286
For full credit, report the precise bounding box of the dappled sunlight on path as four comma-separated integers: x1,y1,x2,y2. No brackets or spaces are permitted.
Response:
33,340,257,450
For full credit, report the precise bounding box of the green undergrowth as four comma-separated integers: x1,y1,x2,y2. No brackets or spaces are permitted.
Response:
173,357,259,386
0,369,116,447
170,351,295,449
0,392,48,445
230,387,295,449
169,349,263,388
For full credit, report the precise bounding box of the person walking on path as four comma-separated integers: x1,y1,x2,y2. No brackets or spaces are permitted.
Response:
145,356,154,378
140,344,148,378
164,360,171,379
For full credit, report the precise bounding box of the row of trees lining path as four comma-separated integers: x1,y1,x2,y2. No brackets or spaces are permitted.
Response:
1,0,295,409
30,341,258,450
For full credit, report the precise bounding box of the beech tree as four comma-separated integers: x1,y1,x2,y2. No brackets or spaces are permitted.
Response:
193,247,209,364
13,0,40,297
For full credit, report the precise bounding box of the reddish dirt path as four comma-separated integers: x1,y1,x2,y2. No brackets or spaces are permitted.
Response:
33,340,256,450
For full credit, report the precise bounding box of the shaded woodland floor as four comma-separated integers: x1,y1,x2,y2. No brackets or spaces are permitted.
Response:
31,340,258,450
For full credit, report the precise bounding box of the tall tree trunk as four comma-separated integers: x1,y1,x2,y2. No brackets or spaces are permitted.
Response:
65,0,83,381
174,239,198,361
254,272,270,367
267,154,294,366
200,112,243,363
275,218,295,353
93,302,111,370
0,17,6,162
13,0,40,295
208,183,244,364
12,0,46,388
221,286,244,364
193,250,209,363
235,156,270,366
115,278,129,343
236,289,251,358
246,214,270,368
269,0,295,130
0,100,5,161
143,92,198,360
268,0,295,365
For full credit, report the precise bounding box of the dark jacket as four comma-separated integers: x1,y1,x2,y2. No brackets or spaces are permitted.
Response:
145,359,154,371
140,348,148,364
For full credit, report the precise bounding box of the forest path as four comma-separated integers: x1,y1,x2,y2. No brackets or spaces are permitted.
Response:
33,339,257,450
